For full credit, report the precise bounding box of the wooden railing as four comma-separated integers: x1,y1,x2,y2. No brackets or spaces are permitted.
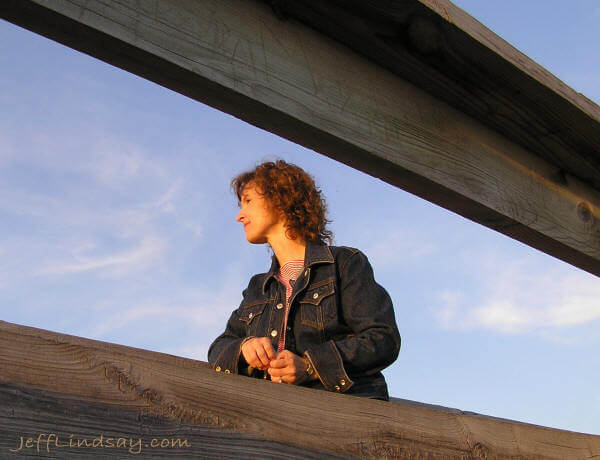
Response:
1,320,598,458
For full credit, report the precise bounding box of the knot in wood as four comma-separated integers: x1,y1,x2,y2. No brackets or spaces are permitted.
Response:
473,441,490,459
577,201,592,223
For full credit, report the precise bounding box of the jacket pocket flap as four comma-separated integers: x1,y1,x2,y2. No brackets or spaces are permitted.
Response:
299,281,335,306
239,302,267,323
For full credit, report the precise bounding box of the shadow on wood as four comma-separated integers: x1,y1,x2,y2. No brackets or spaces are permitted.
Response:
1,321,598,458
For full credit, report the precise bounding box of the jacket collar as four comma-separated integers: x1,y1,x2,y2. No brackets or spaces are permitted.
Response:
262,243,334,294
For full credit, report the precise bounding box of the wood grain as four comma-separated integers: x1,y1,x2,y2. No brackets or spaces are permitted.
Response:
273,0,600,187
0,383,350,459
1,321,599,458
1,0,599,277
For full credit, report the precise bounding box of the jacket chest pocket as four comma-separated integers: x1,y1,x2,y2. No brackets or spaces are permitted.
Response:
239,301,268,335
299,281,336,329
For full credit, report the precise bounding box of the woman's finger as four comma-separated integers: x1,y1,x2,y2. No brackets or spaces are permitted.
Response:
255,346,270,367
268,356,287,368
249,349,263,369
259,338,276,360
276,349,292,360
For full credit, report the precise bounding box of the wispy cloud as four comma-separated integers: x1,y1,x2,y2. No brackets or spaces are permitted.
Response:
91,302,227,335
155,179,183,213
3,123,167,190
87,146,143,185
182,220,203,239
86,262,249,351
38,236,166,276
0,115,210,285
434,260,600,335
363,227,436,269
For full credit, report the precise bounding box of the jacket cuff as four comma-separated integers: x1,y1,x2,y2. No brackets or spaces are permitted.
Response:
213,337,254,374
304,341,354,393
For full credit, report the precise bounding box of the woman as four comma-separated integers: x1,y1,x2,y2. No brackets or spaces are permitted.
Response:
208,160,400,400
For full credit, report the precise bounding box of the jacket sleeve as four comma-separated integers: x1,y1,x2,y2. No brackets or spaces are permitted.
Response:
207,293,251,375
304,250,401,393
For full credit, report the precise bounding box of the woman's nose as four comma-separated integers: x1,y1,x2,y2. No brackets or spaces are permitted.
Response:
236,209,244,222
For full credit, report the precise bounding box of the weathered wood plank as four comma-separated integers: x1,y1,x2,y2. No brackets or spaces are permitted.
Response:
1,383,347,458
288,0,600,188
1,321,599,459
1,0,599,277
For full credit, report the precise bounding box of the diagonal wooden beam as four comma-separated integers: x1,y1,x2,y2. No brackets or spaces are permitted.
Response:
1,0,599,275
277,0,600,190
1,321,599,458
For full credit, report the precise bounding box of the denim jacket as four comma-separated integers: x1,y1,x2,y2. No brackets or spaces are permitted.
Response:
208,244,400,400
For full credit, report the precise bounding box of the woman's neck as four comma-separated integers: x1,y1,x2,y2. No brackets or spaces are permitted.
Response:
269,235,306,267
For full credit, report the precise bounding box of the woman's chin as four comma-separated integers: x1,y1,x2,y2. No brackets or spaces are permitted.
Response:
245,235,267,245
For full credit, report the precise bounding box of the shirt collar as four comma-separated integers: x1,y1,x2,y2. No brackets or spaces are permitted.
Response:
262,243,334,294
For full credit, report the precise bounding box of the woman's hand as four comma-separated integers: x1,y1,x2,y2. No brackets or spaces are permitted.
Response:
268,350,316,385
241,337,276,370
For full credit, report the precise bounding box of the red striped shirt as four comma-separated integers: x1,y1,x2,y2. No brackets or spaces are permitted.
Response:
276,259,304,351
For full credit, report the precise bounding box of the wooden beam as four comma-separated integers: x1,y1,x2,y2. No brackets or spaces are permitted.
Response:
276,0,600,189
1,321,598,458
1,0,599,275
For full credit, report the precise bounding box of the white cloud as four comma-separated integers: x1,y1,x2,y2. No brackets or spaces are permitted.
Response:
434,260,600,334
93,305,206,334
89,293,237,338
155,179,183,213
0,117,210,286
182,220,204,239
152,179,204,238
5,124,167,190
87,144,143,185
364,227,436,269
87,263,248,340
38,236,165,276
469,301,535,333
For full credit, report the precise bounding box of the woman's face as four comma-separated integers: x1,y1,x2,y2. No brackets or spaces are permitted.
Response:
236,183,284,244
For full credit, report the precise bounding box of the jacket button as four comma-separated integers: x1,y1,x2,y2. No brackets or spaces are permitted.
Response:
312,292,319,299
248,312,253,319
276,303,283,310
340,380,346,386
225,369,231,374
215,366,221,372
286,326,291,332
335,385,341,391
271,329,278,337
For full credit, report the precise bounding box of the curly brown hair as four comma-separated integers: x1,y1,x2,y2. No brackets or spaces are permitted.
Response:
231,160,333,244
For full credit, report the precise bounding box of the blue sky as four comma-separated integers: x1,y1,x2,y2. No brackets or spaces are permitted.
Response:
1,1,599,435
